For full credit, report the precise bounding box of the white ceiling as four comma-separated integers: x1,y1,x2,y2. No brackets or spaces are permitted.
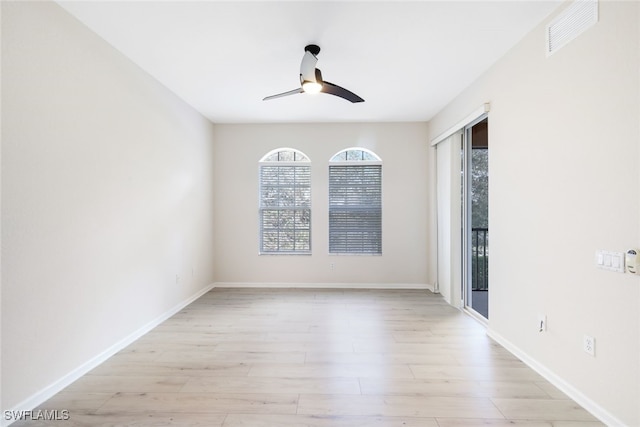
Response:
57,1,562,123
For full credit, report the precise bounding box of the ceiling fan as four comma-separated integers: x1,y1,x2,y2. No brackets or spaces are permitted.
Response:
263,44,365,103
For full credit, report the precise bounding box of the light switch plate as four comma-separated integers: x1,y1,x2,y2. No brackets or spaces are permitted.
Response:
596,250,625,273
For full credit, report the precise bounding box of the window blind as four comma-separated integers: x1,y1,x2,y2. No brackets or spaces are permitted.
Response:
329,164,382,254
260,165,311,253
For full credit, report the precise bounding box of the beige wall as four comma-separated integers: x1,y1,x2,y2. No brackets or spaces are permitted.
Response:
213,123,431,286
1,1,216,411
429,1,640,424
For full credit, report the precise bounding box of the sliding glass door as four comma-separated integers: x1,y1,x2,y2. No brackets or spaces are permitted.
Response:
462,117,489,319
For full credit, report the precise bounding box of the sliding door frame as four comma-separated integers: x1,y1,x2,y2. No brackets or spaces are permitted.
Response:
462,113,489,322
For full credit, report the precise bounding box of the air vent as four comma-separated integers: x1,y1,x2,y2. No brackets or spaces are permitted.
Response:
546,0,598,56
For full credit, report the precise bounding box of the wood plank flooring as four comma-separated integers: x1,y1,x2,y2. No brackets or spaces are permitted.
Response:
16,288,603,426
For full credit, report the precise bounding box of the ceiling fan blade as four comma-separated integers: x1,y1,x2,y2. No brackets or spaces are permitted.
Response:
300,51,319,83
321,81,365,103
263,88,303,101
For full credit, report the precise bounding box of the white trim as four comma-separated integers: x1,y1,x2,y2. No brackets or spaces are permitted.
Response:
487,328,623,427
214,282,435,291
2,283,214,427
430,103,491,146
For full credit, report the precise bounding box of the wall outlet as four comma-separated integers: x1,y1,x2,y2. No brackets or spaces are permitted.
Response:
330,263,335,271
538,314,547,332
583,334,595,356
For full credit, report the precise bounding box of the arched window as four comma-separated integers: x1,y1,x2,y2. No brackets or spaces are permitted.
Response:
329,148,382,254
259,148,311,254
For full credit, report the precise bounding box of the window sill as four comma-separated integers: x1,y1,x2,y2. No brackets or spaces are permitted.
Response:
259,252,312,256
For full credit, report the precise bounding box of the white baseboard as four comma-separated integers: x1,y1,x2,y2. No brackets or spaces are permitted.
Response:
213,282,435,292
486,328,624,427
2,283,214,427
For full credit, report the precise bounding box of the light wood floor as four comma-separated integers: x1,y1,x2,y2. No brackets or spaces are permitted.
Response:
19,288,603,426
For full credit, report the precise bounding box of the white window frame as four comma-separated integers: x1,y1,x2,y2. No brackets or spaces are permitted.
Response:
328,148,382,255
259,148,311,255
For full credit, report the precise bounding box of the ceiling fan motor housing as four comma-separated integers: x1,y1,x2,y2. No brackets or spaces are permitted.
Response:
305,44,321,56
